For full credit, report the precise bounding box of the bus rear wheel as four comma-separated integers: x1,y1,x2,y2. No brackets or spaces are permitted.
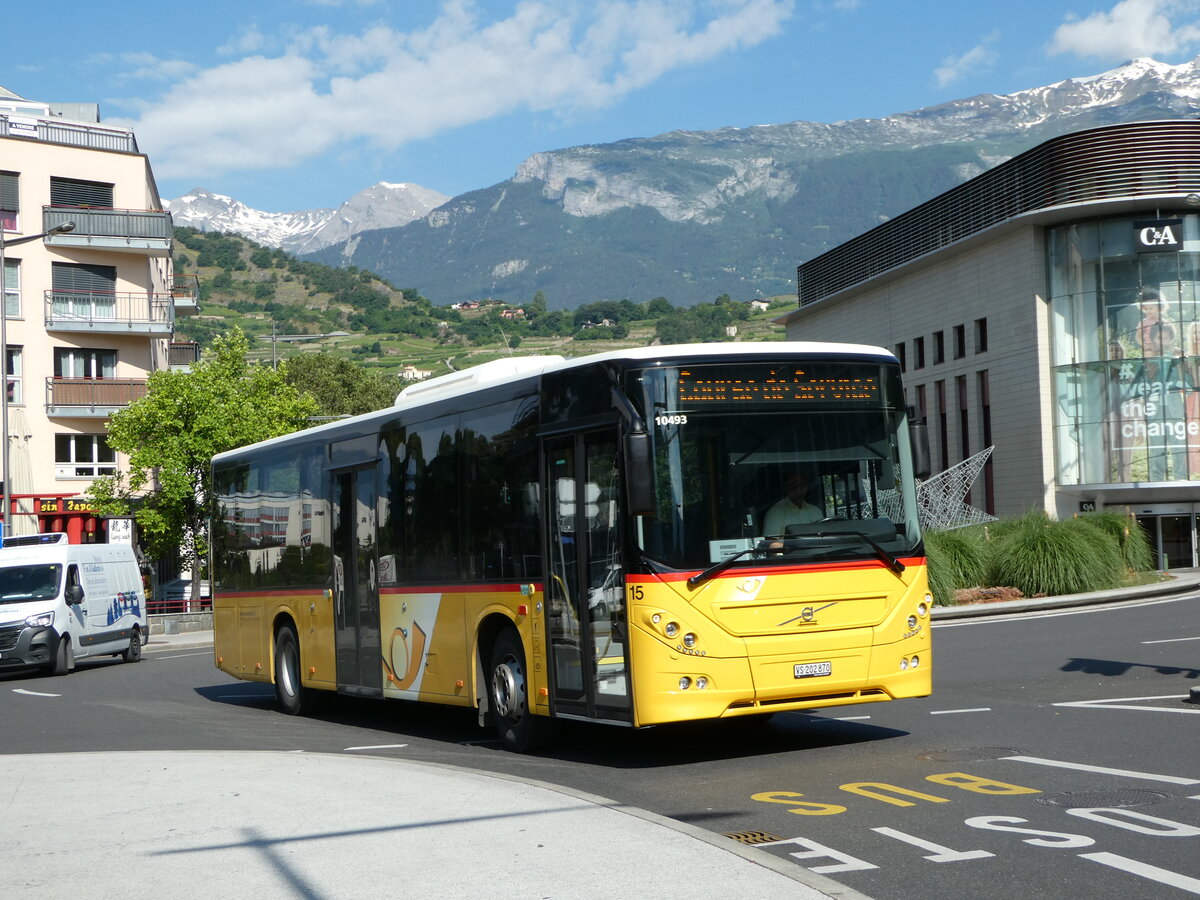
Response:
274,625,307,715
489,628,556,752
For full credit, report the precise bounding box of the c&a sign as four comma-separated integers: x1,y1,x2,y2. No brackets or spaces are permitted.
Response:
1134,218,1183,252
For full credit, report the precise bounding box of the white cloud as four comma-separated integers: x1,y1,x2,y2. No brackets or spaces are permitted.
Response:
1049,0,1200,61
113,0,794,180
934,33,1000,88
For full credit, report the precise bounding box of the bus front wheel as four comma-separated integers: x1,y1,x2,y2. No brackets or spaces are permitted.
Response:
489,628,556,752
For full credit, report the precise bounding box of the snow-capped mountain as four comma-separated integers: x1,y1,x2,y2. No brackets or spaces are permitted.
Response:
306,55,1200,307
165,182,449,254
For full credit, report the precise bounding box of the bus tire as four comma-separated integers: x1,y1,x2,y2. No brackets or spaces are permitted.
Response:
274,625,306,715
489,627,556,753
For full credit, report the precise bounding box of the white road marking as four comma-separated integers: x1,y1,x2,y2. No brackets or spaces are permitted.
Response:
831,715,872,721
12,688,60,697
1142,636,1200,644
148,651,212,659
1080,852,1200,894
1055,694,1200,715
930,707,992,715
1003,755,1200,785
344,743,409,751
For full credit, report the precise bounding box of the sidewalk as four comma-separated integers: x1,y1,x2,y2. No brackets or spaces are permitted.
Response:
5,750,857,899
119,572,1199,899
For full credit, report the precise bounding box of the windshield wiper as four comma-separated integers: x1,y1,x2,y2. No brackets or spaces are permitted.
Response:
784,529,905,575
686,541,772,589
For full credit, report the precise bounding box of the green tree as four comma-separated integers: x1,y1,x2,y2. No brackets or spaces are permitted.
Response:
87,329,316,606
281,353,398,417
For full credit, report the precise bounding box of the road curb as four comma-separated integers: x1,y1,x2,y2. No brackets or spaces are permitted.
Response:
931,571,1200,621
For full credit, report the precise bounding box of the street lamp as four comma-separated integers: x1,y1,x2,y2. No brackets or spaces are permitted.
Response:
0,221,75,539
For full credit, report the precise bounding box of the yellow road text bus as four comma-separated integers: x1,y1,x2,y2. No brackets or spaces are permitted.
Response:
211,343,931,751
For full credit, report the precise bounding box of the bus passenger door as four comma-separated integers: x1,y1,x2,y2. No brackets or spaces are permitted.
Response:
545,432,632,722
332,465,383,697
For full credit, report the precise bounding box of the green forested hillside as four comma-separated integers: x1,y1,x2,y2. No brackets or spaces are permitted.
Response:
171,227,795,381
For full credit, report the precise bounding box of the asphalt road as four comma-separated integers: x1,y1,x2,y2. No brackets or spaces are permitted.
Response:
3,592,1200,898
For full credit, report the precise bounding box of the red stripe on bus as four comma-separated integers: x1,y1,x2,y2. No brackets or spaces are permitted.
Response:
628,557,927,583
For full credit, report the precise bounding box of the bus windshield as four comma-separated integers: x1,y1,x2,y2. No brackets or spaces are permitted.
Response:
0,564,62,602
632,361,922,571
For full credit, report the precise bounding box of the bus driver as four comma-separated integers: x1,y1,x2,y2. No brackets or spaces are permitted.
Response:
763,471,822,536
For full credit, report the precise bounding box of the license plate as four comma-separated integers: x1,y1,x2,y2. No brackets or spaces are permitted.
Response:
794,661,832,679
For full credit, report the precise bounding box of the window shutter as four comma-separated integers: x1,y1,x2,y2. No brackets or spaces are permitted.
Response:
49,177,113,208
52,262,117,293
0,172,18,212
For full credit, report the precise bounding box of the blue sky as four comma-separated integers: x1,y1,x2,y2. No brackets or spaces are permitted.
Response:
7,0,1200,211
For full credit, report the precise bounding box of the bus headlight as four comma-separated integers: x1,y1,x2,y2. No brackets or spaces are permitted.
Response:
907,615,918,630
679,676,691,690
25,611,53,629
665,622,679,638
695,676,708,690
682,632,697,648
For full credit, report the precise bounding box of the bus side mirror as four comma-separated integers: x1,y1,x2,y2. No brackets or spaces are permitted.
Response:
623,432,656,515
909,413,931,480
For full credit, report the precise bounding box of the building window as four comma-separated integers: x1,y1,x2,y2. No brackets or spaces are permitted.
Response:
914,336,926,369
935,379,948,473
957,375,970,502
49,176,113,209
934,330,945,365
5,346,21,405
53,348,116,379
894,342,907,372
953,324,966,359
3,258,17,318
0,171,17,231
974,317,988,353
52,263,117,319
915,383,927,422
55,433,116,478
978,370,994,514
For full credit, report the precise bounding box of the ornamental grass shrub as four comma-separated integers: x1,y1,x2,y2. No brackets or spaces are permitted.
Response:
923,526,989,606
984,511,1126,598
1078,510,1155,573
923,510,1150,605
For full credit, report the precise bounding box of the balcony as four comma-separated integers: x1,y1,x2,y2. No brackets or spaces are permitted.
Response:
46,377,148,418
172,274,200,316
0,112,138,154
169,341,201,370
44,291,175,335
43,206,172,256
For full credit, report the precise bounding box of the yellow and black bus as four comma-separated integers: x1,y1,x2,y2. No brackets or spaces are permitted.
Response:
211,343,931,751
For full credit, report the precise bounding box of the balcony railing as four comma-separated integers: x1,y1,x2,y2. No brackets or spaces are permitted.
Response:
172,274,200,316
45,377,148,417
43,206,172,255
44,291,175,334
169,341,201,369
0,112,138,153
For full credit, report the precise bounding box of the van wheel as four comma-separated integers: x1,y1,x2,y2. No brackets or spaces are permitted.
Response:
489,627,557,752
50,636,72,676
122,628,142,663
274,625,306,715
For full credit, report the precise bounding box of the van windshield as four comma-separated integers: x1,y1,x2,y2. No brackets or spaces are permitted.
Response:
0,564,62,602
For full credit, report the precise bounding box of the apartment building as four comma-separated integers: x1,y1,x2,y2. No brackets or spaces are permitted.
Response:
0,86,196,541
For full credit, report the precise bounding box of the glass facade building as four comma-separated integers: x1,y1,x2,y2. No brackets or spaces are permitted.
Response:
1052,215,1200,487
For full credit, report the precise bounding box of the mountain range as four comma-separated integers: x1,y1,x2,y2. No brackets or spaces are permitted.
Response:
168,57,1200,309
165,182,449,255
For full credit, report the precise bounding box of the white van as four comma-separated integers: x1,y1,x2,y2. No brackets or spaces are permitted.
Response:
0,533,148,675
